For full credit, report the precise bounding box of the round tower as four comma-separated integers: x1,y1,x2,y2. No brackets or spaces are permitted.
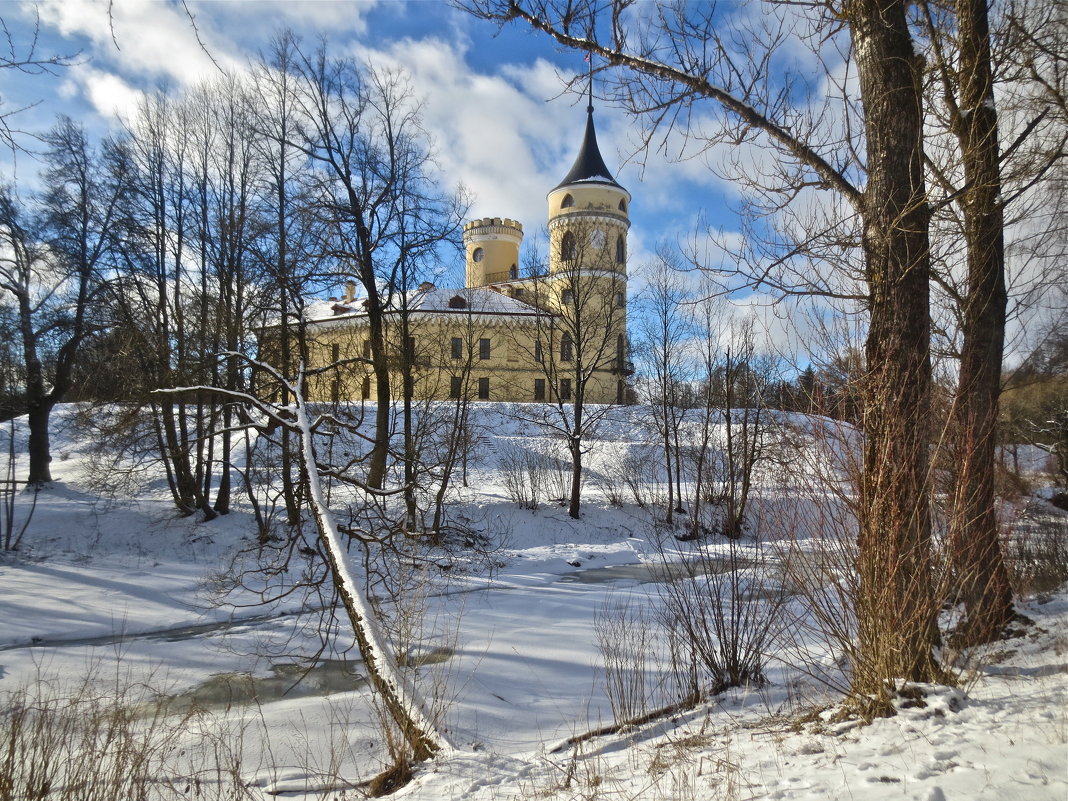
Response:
463,217,524,286
546,105,631,278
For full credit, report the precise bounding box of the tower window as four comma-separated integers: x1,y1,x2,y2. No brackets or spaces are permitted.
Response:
618,198,627,212
616,234,625,263
562,288,574,305
561,193,574,208
478,377,490,400
562,231,576,260
472,247,484,262
616,291,625,307
448,295,467,309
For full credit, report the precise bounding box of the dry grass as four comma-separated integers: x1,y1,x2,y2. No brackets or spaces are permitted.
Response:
0,674,254,801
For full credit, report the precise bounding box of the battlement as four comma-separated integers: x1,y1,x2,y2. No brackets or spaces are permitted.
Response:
463,217,524,236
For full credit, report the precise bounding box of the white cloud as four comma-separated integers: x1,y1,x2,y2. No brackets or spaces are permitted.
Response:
34,0,244,88
65,66,145,122
356,37,592,244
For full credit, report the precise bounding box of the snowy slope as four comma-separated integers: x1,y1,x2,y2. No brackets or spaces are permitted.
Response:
0,403,1063,800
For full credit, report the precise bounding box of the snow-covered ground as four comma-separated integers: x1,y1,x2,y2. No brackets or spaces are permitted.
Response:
0,404,1064,800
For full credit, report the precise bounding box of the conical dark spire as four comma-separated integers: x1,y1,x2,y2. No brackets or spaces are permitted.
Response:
555,106,623,190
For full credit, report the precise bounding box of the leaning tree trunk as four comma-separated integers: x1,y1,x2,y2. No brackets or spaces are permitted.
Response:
850,0,942,695
946,0,1015,645
292,372,449,761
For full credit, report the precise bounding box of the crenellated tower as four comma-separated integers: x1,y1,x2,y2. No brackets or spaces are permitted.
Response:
463,217,524,287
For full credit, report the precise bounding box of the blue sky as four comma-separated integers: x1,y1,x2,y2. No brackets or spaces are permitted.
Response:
0,0,739,294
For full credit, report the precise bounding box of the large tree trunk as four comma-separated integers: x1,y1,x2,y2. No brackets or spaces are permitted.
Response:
25,401,53,486
946,0,1015,645
850,0,942,693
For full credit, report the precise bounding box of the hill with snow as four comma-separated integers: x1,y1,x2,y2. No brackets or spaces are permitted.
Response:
0,403,1064,800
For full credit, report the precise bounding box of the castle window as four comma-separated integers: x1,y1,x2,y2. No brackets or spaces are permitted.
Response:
478,377,490,400
618,198,627,212
616,234,625,263
472,247,484,262
534,379,546,401
534,339,543,363
561,193,574,208
562,231,576,261
479,338,491,360
559,378,572,401
510,264,518,279
450,376,462,399
561,333,573,362
562,288,574,305
361,375,371,400
616,291,625,308
617,333,625,367
362,338,371,359
451,337,463,360
331,343,340,363
448,295,467,309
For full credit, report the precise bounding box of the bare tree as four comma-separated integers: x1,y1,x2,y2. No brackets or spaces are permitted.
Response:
0,7,79,152
635,254,691,524
247,31,323,529
265,40,465,490
512,219,629,518
0,118,126,485
157,357,453,764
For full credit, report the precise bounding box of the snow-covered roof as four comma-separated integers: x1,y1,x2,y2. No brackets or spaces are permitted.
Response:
304,283,544,324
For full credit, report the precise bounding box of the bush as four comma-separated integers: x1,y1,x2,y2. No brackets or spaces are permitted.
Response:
1003,512,1068,596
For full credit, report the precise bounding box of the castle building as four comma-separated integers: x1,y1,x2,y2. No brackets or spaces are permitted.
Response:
301,103,631,405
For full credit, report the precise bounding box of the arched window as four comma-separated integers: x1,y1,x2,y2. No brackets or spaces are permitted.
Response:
618,198,627,212
561,193,575,208
562,231,576,261
615,234,625,264
448,295,467,309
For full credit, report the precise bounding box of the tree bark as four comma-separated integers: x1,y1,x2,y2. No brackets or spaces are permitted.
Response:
850,0,941,690
946,0,1015,644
